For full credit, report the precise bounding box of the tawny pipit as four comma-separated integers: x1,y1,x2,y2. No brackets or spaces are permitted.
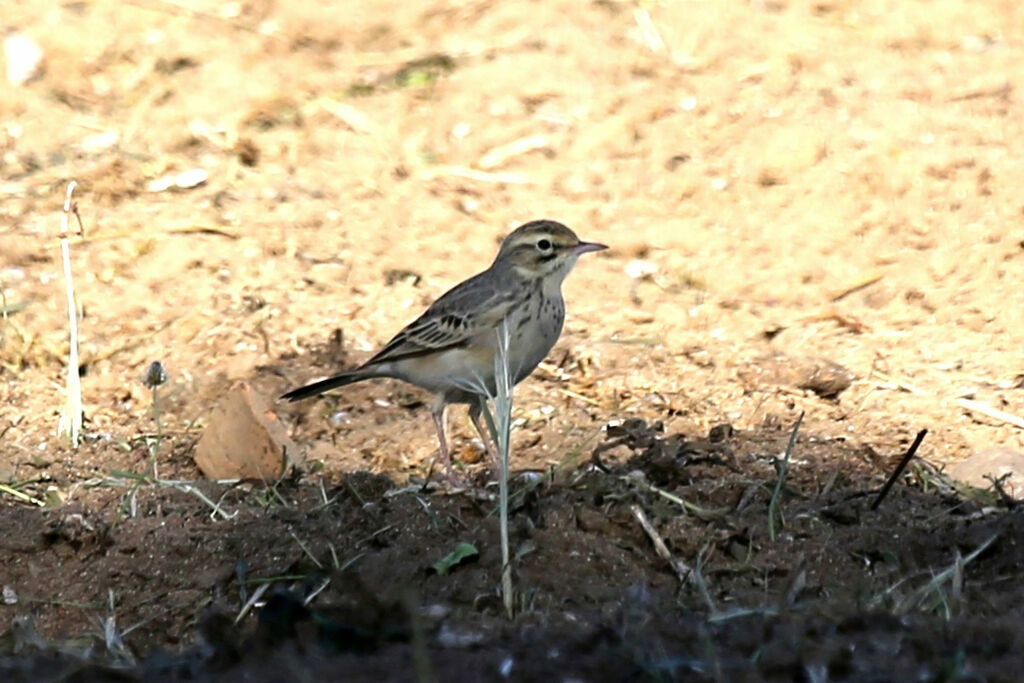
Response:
281,219,607,479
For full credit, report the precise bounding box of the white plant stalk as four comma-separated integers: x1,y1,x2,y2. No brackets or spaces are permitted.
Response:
449,317,516,616
491,318,514,618
56,181,82,448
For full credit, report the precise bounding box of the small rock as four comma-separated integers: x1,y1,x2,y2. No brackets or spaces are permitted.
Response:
3,30,44,86
708,423,735,442
81,130,119,153
437,621,488,647
738,352,853,399
234,137,259,166
194,382,300,480
948,447,1024,499
625,259,657,280
625,310,655,324
665,153,691,171
147,168,208,192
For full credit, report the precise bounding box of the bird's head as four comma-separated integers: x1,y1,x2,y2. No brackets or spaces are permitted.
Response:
494,220,607,284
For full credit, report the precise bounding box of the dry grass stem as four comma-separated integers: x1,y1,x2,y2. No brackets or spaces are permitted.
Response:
418,165,532,184
829,272,885,302
768,412,804,541
631,503,693,586
234,582,271,624
956,398,1024,430
894,532,999,616
477,134,551,170
56,181,83,447
872,429,928,510
0,483,45,507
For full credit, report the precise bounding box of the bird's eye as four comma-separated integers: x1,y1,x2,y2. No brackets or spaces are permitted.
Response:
537,238,552,251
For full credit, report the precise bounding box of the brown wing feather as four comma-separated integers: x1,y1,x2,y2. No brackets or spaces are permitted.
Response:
362,270,520,366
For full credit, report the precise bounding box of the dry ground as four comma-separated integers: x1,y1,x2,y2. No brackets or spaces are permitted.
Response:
1,0,1023,680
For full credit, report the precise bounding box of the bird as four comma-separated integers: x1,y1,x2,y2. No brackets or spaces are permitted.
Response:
281,219,607,480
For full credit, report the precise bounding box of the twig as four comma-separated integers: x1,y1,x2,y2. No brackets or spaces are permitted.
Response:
312,98,380,135
768,412,804,541
633,6,666,53
871,429,927,510
92,472,239,520
829,272,884,302
78,225,240,242
557,387,602,407
56,181,83,447
158,480,237,520
477,134,550,170
630,504,692,585
621,473,730,520
801,309,872,333
894,532,999,615
984,473,1018,508
418,165,532,185
234,582,271,624
289,530,324,569
947,82,1012,102
956,398,1024,430
692,538,717,612
0,483,45,507
868,368,923,394
303,576,331,606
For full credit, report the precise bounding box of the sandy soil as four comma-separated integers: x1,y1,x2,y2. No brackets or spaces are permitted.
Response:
1,0,1023,679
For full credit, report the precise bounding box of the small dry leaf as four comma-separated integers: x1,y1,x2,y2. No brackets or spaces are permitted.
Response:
193,382,299,480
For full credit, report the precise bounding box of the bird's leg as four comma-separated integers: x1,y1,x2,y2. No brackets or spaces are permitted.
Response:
468,398,499,467
430,402,452,479
430,400,460,483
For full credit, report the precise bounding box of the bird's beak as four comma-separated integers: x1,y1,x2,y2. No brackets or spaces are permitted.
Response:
573,241,608,255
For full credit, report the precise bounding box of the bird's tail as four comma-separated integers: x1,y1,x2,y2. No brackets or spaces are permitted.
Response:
280,368,376,402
